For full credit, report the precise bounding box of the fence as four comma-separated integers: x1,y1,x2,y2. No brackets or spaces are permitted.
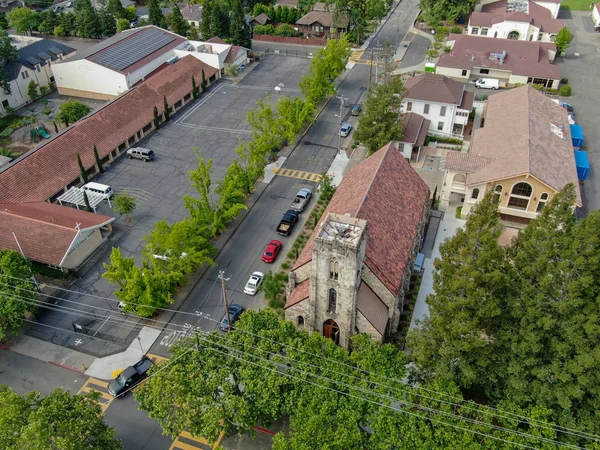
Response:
264,48,314,58
253,34,326,46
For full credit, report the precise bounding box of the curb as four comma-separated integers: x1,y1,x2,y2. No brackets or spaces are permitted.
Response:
48,361,87,374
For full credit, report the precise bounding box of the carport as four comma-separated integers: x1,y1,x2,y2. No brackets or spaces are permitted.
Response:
57,187,111,211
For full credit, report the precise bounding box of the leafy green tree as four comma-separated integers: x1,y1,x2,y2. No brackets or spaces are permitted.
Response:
98,8,116,36
0,250,38,340
0,31,14,66
7,8,38,35
76,7,102,38
419,0,478,23
107,0,126,18
74,0,92,13
229,0,251,48
116,18,130,32
36,9,60,34
59,12,77,36
148,0,166,28
210,0,229,39
0,386,122,450
170,4,188,36
113,193,136,219
27,80,38,101
199,0,212,39
554,26,573,56
260,270,286,304
56,99,91,127
77,153,88,182
183,149,247,236
0,12,8,29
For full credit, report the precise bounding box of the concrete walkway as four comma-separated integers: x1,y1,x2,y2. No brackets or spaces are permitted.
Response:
409,205,465,331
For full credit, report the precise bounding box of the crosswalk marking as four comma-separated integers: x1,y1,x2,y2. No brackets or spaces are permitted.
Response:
273,168,322,182
146,352,169,365
169,429,224,450
77,378,114,414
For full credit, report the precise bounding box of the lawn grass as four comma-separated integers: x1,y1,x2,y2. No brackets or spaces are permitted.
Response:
560,0,593,10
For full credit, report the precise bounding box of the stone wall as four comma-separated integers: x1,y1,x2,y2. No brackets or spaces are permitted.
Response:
355,310,383,342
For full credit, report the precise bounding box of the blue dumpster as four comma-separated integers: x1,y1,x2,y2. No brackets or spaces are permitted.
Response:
574,150,590,181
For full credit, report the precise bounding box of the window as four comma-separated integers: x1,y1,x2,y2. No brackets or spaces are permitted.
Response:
312,25,324,32
21,71,29,79
2,99,8,108
437,121,444,131
536,193,549,212
527,77,552,88
471,27,479,35
329,259,339,280
461,69,468,76
538,34,543,41
440,106,446,117
49,76,55,83
406,101,412,112
508,30,520,39
480,28,488,36
494,184,503,202
549,34,556,42
479,69,489,75
297,316,304,326
36,65,41,72
471,188,480,200
508,182,533,210
494,31,498,38
423,103,430,114
529,35,533,41
328,289,337,313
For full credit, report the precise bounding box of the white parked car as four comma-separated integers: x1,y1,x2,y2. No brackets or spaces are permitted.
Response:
244,271,264,295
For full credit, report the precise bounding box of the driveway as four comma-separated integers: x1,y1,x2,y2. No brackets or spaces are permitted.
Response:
554,9,600,215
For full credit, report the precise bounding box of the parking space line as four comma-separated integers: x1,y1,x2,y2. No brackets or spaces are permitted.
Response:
77,377,114,414
272,168,322,182
174,122,252,134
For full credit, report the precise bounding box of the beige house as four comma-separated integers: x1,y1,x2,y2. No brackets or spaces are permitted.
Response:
441,85,581,224
285,143,430,348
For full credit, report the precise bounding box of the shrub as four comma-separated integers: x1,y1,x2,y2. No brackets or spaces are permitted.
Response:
254,24,276,35
443,46,452,53
559,85,572,96
532,83,544,91
450,25,462,33
0,127,14,137
275,23,296,37
287,251,296,259
455,206,463,219
281,263,290,270
560,77,569,84
432,41,442,50
0,146,13,158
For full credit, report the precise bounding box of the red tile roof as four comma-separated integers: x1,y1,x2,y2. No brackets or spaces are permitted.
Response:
292,143,429,295
0,56,218,204
285,279,310,308
473,0,564,33
0,202,114,266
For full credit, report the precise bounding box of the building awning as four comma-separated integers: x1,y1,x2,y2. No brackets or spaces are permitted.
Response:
57,187,110,211
356,282,388,335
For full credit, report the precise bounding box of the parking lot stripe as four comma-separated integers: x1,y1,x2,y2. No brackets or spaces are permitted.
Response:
272,168,322,182
174,122,252,134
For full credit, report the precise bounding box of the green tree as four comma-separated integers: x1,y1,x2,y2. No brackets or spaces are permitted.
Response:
170,4,188,36
419,0,478,23
274,23,296,37
183,149,247,236
98,8,116,36
59,12,77,36
153,105,160,129
116,18,130,32
0,12,8,29
56,99,91,127
210,0,229,39
200,68,207,92
83,190,92,212
229,0,251,48
554,26,573,56
27,80,39,101
0,250,38,340
107,0,126,19
191,75,199,99
7,8,38,35
199,0,212,39
113,192,136,219
188,23,199,40
163,95,171,121
76,7,102,38
0,31,18,62
93,145,104,173
74,0,92,13
77,153,88,182
0,386,123,450
148,0,166,28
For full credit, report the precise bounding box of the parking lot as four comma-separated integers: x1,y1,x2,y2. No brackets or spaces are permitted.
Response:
554,10,600,215
26,55,309,357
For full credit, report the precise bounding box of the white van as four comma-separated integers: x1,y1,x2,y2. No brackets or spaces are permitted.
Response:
82,182,113,199
475,78,500,90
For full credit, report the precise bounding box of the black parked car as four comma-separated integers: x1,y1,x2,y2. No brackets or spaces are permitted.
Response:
218,304,244,331
108,356,154,397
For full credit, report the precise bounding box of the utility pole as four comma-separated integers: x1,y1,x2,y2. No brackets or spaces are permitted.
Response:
336,94,348,155
369,46,374,85
218,270,232,331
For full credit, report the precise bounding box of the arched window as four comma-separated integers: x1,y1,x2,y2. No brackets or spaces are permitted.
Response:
471,188,480,200
508,31,520,40
297,316,304,326
508,182,533,210
453,174,466,185
328,288,337,313
329,258,339,281
536,193,549,212
494,185,503,203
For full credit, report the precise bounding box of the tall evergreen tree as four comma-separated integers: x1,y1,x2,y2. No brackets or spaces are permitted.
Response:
229,0,251,48
191,75,199,99
210,1,229,39
107,0,126,18
170,4,188,36
199,0,212,40
77,153,88,183
153,105,160,129
200,68,207,92
98,8,116,36
76,7,102,38
93,145,103,173
148,0,166,28
163,95,171,121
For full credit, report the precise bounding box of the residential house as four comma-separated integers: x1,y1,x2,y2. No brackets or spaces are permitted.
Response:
134,6,171,21
397,112,430,161
295,9,348,39
180,3,202,27
285,143,430,348
441,85,581,224
0,36,75,114
401,73,474,139
593,3,600,26
476,0,562,18
275,0,298,8
468,0,563,42
437,33,560,88
250,12,270,28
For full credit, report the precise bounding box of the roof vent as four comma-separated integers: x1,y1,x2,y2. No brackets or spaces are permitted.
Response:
549,122,564,139
167,56,179,65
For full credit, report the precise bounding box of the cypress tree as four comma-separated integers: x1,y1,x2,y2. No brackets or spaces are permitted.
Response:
148,0,166,28
83,190,92,212
192,75,199,99
77,153,88,183
153,105,160,129
170,4,188,36
200,69,207,92
93,145,104,173
163,95,171,122
200,0,212,40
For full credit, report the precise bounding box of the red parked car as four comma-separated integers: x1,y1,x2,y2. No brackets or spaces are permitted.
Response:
262,240,282,263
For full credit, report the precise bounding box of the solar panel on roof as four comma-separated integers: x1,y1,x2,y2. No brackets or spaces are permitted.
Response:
90,28,176,72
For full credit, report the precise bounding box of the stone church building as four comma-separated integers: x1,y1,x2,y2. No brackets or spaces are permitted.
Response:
284,143,431,348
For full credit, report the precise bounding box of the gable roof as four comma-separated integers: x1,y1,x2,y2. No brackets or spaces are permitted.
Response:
439,33,560,80
296,10,349,28
292,143,430,295
356,281,388,335
467,85,581,205
399,113,430,146
286,279,310,308
470,0,563,33
224,45,242,64
252,13,270,25
66,26,185,74
404,73,471,108
0,56,218,204
4,38,75,82
0,202,114,267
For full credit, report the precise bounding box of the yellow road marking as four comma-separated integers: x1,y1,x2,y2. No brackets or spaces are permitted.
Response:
77,377,114,414
272,168,322,182
146,353,169,365
169,429,225,450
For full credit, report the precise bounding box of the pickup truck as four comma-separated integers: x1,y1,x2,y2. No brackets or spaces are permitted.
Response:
277,210,299,236
290,188,313,212
108,356,154,397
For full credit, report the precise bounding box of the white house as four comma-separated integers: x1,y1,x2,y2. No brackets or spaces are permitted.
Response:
173,37,249,75
0,36,75,114
593,3,600,26
468,0,563,42
476,0,562,19
401,73,474,139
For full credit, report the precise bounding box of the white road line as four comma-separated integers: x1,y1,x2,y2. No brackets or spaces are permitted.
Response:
177,84,224,123
232,85,302,92
174,122,252,134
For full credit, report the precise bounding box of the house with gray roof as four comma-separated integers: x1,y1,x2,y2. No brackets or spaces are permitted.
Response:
0,36,75,114
441,85,580,225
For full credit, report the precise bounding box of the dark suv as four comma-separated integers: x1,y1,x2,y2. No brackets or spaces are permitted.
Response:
108,356,154,397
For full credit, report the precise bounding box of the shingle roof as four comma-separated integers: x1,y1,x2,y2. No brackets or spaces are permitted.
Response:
468,85,581,205
224,45,242,64
404,73,469,106
252,13,270,25
356,281,388,335
400,113,430,146
0,56,218,204
445,151,493,173
285,279,310,308
296,10,349,28
292,143,430,295
471,0,564,33
4,38,75,82
439,34,560,80
206,36,228,44
0,202,114,267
